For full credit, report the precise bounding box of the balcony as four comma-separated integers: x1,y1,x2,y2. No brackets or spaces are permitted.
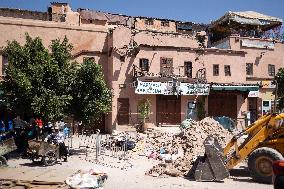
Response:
131,65,197,83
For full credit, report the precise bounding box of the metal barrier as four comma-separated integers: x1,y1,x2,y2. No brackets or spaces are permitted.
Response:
66,130,133,169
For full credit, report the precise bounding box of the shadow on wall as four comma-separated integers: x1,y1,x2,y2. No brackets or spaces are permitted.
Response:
113,53,138,128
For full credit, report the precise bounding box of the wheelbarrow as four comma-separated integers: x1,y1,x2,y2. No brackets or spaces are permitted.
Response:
27,139,60,166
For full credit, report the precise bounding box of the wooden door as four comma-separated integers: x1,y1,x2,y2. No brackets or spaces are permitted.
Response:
156,95,181,125
117,98,129,125
248,97,257,123
208,93,237,119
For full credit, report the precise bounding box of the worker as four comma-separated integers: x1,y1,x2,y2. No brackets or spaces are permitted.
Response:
45,126,68,162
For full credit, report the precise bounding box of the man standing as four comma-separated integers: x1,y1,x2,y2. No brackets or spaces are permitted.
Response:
35,117,43,129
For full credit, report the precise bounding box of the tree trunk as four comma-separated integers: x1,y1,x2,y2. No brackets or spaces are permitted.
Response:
142,118,147,132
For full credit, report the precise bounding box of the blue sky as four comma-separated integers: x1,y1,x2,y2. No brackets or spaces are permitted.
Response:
0,0,283,24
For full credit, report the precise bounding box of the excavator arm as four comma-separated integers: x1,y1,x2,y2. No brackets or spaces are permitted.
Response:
194,113,284,182
226,114,273,169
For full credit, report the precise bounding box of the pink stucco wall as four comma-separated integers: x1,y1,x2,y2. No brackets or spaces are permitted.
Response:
0,16,110,84
1,7,284,132
204,52,246,83
135,18,176,33
0,17,108,53
229,37,284,81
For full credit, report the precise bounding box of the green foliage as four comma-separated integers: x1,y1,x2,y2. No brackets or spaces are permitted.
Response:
2,34,112,126
70,58,112,126
275,68,284,110
138,98,151,122
2,34,74,121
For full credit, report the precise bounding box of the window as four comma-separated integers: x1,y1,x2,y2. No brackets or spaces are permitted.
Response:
139,58,149,72
213,64,219,76
224,65,231,76
263,101,270,107
160,57,173,75
161,21,169,27
145,19,153,25
246,63,253,75
2,55,8,76
184,61,192,78
120,56,125,62
268,64,275,76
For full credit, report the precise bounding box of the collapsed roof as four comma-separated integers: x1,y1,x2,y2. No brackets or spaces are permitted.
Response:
78,9,134,27
212,11,282,30
209,11,283,43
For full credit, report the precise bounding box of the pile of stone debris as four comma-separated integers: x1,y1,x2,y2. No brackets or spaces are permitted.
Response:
145,117,233,177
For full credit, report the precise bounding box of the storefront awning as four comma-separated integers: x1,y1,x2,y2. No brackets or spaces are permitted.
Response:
211,85,259,92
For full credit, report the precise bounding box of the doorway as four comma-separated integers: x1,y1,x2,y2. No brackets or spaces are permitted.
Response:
156,95,181,125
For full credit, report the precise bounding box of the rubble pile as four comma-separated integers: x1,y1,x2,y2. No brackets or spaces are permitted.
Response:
146,117,233,177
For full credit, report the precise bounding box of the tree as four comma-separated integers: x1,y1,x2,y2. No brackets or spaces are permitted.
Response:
70,58,112,127
275,68,284,110
137,98,151,132
2,34,112,128
2,34,75,122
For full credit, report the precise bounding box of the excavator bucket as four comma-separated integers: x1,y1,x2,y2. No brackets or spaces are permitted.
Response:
194,136,230,181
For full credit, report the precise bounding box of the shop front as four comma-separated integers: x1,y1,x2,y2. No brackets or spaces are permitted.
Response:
134,79,210,125
208,84,259,125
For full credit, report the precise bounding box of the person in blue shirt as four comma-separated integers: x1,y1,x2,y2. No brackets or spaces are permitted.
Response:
7,116,13,131
0,120,5,133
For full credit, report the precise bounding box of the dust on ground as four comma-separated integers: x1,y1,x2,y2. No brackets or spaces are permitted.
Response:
0,118,273,189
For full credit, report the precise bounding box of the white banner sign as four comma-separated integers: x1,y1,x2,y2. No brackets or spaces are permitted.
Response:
180,83,210,95
135,81,210,95
248,91,259,97
135,81,166,94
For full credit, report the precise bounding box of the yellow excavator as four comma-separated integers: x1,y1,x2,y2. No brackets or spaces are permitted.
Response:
194,113,284,183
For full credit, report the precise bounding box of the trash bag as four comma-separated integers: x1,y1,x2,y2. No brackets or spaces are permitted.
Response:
213,116,235,132
66,169,107,189
116,140,136,150
180,118,194,130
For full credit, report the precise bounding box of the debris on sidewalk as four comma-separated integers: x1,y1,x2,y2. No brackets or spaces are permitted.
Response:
66,168,108,188
146,117,233,177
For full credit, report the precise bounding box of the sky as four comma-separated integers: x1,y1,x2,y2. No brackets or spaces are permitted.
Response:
0,0,283,24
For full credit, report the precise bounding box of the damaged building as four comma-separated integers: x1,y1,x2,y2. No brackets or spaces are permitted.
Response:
0,2,283,132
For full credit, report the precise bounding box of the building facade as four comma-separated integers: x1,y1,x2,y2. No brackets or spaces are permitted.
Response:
0,3,283,132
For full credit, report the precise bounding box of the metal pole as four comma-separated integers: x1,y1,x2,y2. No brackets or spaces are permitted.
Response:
95,129,100,161
274,80,278,113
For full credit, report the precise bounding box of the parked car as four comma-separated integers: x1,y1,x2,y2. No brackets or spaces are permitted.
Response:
272,160,284,189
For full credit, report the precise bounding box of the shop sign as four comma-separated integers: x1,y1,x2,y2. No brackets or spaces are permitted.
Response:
241,39,275,49
261,80,276,88
180,83,210,95
135,81,165,94
135,80,210,95
248,91,259,97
